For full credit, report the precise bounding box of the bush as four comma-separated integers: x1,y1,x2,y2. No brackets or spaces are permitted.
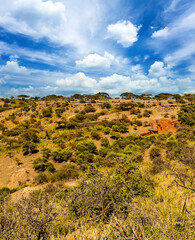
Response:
99,147,109,157
55,108,64,117
74,113,86,122
130,108,141,115
22,142,38,155
50,163,79,182
42,108,52,118
33,157,48,172
150,147,161,160
151,157,165,174
70,160,151,222
41,147,51,158
143,110,152,117
52,148,72,163
47,161,56,172
178,105,195,126
20,130,39,143
103,127,111,134
110,131,121,139
135,120,142,126
100,137,110,147
124,144,141,155
34,173,48,184
76,141,97,154
76,151,94,164
91,132,101,140
0,187,11,202
101,102,111,109
84,104,96,113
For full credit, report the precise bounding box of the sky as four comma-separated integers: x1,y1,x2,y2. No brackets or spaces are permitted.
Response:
0,0,195,97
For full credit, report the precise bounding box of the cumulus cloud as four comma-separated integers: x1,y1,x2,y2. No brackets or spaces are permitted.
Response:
152,27,169,38
148,61,167,77
76,52,120,69
0,61,30,75
1,59,194,97
56,72,97,92
99,74,130,89
107,20,140,47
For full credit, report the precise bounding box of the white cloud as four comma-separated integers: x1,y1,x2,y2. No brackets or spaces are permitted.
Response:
0,61,30,75
99,74,130,89
98,73,164,95
107,20,140,47
164,0,182,12
0,0,107,53
0,78,6,84
0,41,69,66
164,41,195,65
150,4,195,65
188,65,195,73
1,59,194,97
152,27,169,38
76,52,119,69
0,0,67,44
56,72,97,92
131,65,142,72
149,61,166,77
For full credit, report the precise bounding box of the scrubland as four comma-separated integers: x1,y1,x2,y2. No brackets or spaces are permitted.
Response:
0,93,194,239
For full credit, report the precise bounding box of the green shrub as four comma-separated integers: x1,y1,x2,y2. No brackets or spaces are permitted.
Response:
52,148,72,163
91,132,101,140
47,161,55,172
50,163,79,182
41,147,51,158
110,131,121,139
143,110,152,117
124,144,141,155
103,127,111,134
178,105,195,126
100,137,110,147
84,104,96,113
76,151,94,164
34,173,48,184
150,157,165,174
150,147,161,160
55,108,64,117
76,141,97,154
74,112,86,122
99,147,109,157
70,160,151,222
42,108,52,118
22,142,38,155
0,187,11,202
33,157,48,172
20,129,39,143
101,102,111,109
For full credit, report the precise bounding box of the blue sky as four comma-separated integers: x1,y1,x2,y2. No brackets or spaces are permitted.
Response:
0,0,195,97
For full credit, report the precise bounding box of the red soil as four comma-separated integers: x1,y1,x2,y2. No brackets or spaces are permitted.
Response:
141,119,181,136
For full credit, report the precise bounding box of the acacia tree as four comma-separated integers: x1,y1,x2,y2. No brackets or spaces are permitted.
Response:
17,95,30,100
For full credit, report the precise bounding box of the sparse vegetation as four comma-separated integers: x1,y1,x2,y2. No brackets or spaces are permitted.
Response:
0,93,194,239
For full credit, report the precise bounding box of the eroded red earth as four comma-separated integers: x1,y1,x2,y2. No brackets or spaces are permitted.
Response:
141,119,181,136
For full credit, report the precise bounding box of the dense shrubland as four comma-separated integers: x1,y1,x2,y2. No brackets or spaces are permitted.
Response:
0,93,194,239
